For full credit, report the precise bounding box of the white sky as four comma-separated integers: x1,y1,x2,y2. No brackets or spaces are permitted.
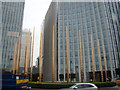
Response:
23,0,52,65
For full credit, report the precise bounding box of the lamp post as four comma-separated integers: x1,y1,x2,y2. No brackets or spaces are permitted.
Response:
37,56,44,82
10,57,13,66
9,57,13,72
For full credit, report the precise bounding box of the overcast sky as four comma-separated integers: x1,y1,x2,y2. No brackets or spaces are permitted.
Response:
23,0,52,65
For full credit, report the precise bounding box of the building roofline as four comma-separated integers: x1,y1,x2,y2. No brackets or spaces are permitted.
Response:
1,0,25,2
52,0,119,2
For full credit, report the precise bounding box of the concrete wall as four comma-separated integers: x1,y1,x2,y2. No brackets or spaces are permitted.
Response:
43,2,58,82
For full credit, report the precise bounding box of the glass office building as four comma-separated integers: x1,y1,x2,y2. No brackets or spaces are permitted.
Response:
0,0,25,69
19,30,32,73
0,1,2,69
43,1,120,82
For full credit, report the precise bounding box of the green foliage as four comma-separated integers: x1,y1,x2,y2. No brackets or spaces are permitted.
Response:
92,82,116,88
59,74,64,81
115,68,120,77
29,82,74,89
70,73,76,81
29,82,75,84
29,82,116,89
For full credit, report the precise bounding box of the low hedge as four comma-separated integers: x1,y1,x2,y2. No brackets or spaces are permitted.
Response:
92,82,116,88
29,82,116,89
29,82,75,89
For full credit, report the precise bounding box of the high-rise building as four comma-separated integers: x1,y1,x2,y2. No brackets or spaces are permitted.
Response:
0,0,25,69
43,2,58,81
19,30,32,73
0,1,2,68
43,1,120,82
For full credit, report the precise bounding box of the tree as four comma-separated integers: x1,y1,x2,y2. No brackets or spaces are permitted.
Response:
115,68,120,78
59,74,64,81
70,73,76,81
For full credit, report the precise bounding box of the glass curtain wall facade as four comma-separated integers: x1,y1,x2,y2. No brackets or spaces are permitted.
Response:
19,30,32,73
57,2,120,82
43,1,120,82
0,1,2,68
1,1,25,69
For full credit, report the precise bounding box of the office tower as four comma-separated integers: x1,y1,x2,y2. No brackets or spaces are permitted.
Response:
0,1,2,68
0,0,25,69
19,30,32,73
43,1,120,82
43,2,58,81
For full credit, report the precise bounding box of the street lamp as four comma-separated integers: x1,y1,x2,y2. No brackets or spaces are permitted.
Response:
10,58,13,61
9,57,13,70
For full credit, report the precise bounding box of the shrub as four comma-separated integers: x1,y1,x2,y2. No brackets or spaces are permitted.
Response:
92,82,116,88
29,82,116,89
29,82,74,89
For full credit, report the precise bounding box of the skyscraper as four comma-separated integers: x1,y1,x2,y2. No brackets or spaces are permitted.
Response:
19,30,32,73
0,1,2,69
0,0,25,69
43,1,120,82
43,2,58,81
